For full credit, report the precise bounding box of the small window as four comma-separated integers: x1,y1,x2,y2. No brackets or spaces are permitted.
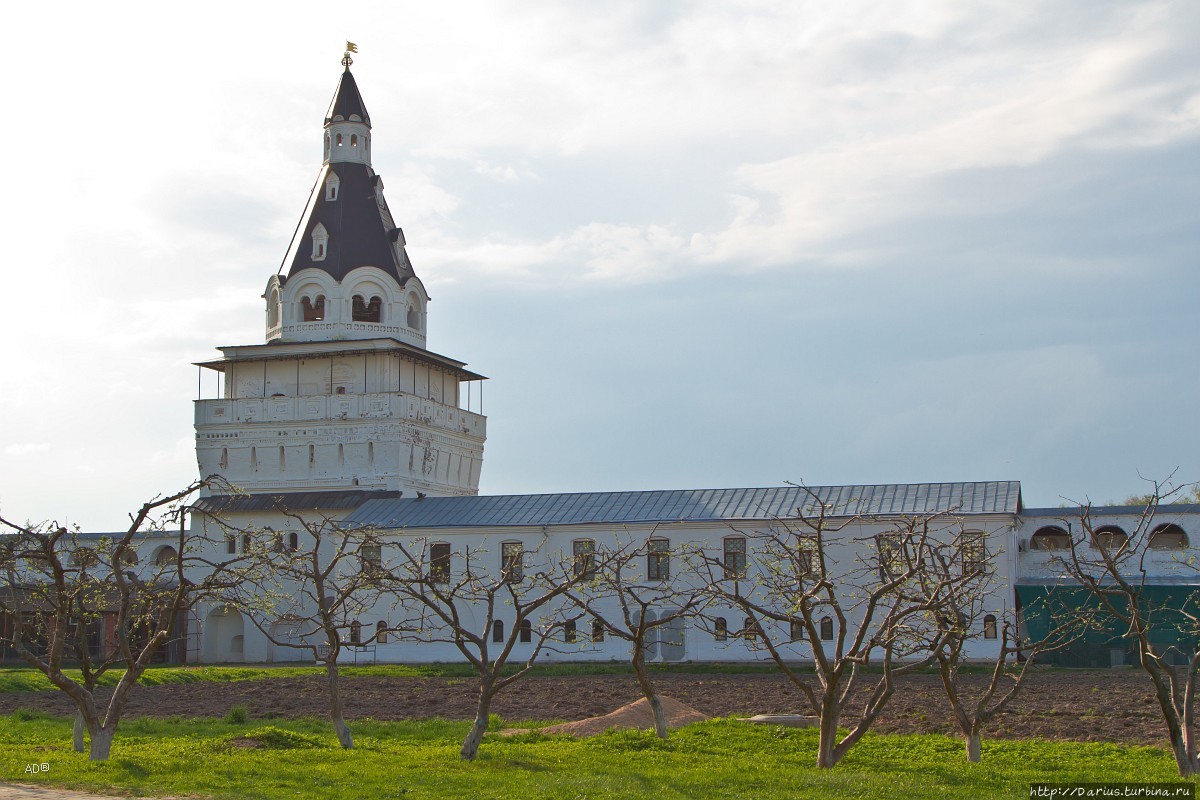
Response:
376,620,388,644
1094,526,1129,555
302,295,326,321
519,619,532,643
1031,526,1070,551
349,621,362,645
492,620,504,643
152,546,177,567
647,538,670,580
1150,524,1188,550
271,532,285,553
429,542,451,584
225,534,236,555
350,134,358,146
360,543,382,575
288,532,299,552
877,534,904,579
743,616,762,642
723,537,747,580
336,133,344,146
714,617,728,642
311,224,329,261
573,539,595,580
501,542,524,583
983,614,998,640
241,534,252,553
820,616,834,641
564,619,577,644
796,537,816,577
790,619,803,642
407,303,420,329
352,295,382,323
592,618,605,643
325,173,340,201
960,532,987,576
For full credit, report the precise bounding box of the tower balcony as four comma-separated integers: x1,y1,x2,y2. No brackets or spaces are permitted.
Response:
195,391,485,439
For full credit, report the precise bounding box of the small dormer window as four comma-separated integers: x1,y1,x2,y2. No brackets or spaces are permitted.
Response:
325,173,340,202
311,223,329,261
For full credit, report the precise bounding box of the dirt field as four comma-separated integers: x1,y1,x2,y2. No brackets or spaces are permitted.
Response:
0,669,1175,747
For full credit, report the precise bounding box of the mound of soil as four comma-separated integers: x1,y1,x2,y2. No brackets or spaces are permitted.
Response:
502,695,709,737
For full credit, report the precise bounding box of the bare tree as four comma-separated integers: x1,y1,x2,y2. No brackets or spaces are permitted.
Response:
385,536,605,761
0,479,238,760
697,493,974,769
564,532,703,738
916,531,1088,762
221,506,392,749
1045,477,1200,776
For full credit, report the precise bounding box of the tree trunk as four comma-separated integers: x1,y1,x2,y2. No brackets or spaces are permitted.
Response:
816,700,841,769
72,710,85,753
88,725,116,761
965,730,982,763
461,682,495,761
325,660,353,749
632,647,668,739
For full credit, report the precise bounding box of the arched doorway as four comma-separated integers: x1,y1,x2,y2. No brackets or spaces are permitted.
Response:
202,606,245,663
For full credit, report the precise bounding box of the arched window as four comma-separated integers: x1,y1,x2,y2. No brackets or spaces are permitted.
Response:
311,223,329,261
376,620,388,644
723,537,747,579
302,295,325,321
573,539,595,580
350,134,358,146
492,620,504,643
820,616,834,641
407,303,420,329
336,133,343,146
429,542,451,584
324,173,340,201
352,295,382,323
288,532,299,551
154,546,178,567
983,614,998,640
1094,526,1129,554
592,618,605,643
1030,526,1070,551
564,619,577,644
349,621,362,645
714,617,728,642
267,287,280,327
241,534,251,553
743,616,761,642
1150,524,1188,550
790,619,803,642
519,619,532,643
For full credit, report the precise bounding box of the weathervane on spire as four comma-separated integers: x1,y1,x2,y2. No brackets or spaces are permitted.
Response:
342,41,358,70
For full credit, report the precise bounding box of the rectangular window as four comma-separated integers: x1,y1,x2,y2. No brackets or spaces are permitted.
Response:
429,542,451,584
225,534,236,555
501,542,524,583
796,536,816,578
877,534,904,580
647,538,670,581
960,532,987,576
573,539,595,580
360,543,383,576
723,537,747,580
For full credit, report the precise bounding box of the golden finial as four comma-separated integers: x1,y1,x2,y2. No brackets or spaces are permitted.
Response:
342,41,358,69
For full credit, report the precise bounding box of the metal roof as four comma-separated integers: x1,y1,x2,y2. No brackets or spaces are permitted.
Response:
326,68,371,126
343,481,1022,530
192,490,404,514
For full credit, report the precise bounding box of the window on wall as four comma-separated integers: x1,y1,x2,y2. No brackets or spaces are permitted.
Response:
647,538,670,580
1150,524,1188,550
790,619,804,642
592,618,605,643
311,225,328,261
324,174,340,201
241,534,252,553
723,537,747,580
501,542,524,583
302,295,326,321
519,619,532,643
407,303,420,329
376,620,387,644
714,617,728,642
573,539,596,580
563,619,577,644
796,536,816,578
349,621,362,645
288,532,299,552
1094,526,1129,555
352,295,382,323
983,614,998,640
225,534,236,555
820,616,834,641
429,542,451,584
492,620,504,643
360,543,383,577
960,532,987,576
877,534,905,579
743,616,762,642
1030,526,1070,551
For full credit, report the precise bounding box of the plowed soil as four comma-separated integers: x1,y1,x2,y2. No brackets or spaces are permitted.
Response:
0,669,1175,747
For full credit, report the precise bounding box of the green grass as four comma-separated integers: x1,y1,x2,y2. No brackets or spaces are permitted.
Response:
0,712,1190,800
0,661,783,693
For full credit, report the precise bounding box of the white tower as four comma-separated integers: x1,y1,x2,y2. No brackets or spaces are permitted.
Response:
194,56,487,505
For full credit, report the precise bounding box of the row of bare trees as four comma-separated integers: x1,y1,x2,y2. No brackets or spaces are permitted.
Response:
4,478,1199,774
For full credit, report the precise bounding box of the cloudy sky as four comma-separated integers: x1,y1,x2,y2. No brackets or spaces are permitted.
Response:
1,1,1197,529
